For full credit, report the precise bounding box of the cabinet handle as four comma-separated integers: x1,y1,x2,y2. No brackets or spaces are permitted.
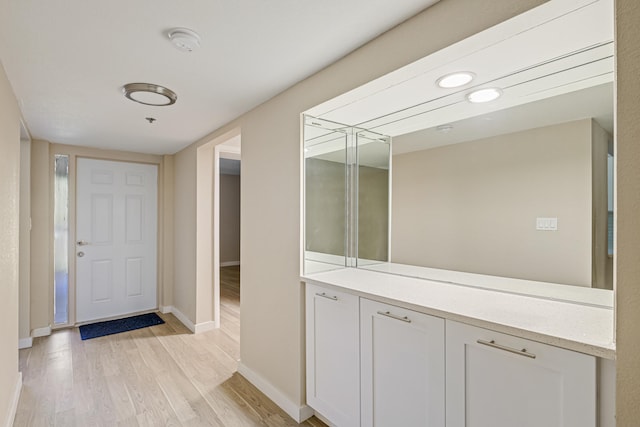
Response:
377,310,411,323
477,339,536,359
316,292,338,301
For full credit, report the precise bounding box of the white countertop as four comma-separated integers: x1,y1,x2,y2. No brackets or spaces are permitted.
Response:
302,267,615,359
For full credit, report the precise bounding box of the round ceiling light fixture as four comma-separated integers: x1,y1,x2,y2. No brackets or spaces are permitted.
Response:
122,83,177,106
467,87,502,103
436,71,475,88
168,28,201,52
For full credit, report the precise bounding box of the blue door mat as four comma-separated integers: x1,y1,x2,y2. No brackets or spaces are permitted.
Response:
79,312,165,340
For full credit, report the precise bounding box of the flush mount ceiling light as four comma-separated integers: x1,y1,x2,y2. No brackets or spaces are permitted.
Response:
467,87,502,103
436,71,475,88
168,28,201,52
122,83,177,106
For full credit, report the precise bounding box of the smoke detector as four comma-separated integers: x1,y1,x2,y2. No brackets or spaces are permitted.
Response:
168,28,201,52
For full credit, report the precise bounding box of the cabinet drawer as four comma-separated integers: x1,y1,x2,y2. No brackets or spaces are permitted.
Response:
446,320,596,427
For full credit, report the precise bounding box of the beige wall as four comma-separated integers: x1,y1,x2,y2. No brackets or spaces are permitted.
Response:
173,143,198,321
19,140,30,342
220,174,241,264
172,0,546,411
162,155,174,308
30,140,51,332
391,120,599,286
0,61,21,425
615,0,640,422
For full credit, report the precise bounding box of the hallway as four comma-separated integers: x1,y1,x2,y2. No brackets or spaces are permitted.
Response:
13,267,325,426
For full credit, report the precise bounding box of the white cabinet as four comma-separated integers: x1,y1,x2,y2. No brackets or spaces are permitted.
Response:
305,283,360,427
360,299,445,427
445,321,596,427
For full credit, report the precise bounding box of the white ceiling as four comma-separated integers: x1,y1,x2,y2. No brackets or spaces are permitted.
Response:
0,0,439,155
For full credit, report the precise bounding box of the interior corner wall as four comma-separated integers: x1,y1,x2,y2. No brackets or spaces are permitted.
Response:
615,0,640,423
171,0,545,413
0,60,21,426
220,174,241,264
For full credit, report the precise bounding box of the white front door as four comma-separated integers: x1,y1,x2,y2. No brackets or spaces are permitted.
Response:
76,158,158,323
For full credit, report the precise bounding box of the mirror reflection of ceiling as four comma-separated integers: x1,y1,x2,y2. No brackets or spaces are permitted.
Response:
306,0,614,150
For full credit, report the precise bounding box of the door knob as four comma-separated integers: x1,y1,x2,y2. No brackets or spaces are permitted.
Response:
77,251,85,257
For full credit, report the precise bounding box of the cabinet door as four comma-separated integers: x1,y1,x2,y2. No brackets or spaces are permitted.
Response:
306,283,360,427
446,321,596,427
360,299,445,427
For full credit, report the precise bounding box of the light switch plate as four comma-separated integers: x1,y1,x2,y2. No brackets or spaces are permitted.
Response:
536,217,558,231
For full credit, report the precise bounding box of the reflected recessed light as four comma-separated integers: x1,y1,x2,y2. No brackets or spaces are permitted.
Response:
122,83,177,106
436,72,475,88
467,88,502,103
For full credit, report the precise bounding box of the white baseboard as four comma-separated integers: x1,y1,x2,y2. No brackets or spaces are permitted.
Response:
220,261,240,267
237,362,313,423
160,305,219,334
18,337,32,349
4,372,22,427
161,306,195,332
194,320,217,333
32,325,51,338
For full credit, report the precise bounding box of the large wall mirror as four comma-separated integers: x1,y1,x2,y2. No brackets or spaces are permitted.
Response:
303,0,614,307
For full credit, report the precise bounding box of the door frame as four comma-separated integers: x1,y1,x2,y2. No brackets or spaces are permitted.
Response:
50,147,163,328
195,130,241,332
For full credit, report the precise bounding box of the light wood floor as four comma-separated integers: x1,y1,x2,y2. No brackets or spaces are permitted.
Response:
14,266,326,427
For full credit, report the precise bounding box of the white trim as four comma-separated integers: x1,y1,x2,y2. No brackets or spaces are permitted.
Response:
4,372,22,427
237,362,313,423
162,306,195,332
18,337,32,349
161,305,217,334
194,321,217,333
220,261,240,267
32,325,51,338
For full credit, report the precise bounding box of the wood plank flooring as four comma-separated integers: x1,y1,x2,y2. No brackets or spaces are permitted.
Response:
14,266,326,427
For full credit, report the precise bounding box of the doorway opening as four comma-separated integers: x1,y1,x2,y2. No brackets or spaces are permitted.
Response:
215,138,241,336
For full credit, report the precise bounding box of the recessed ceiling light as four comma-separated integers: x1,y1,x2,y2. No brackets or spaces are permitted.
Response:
168,28,201,52
436,72,475,88
467,88,502,103
122,83,177,106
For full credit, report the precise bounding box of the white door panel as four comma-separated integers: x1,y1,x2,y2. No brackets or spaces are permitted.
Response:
76,158,158,323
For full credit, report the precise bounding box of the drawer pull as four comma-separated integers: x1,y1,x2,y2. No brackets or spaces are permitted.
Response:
316,292,338,301
377,310,412,323
477,339,536,359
